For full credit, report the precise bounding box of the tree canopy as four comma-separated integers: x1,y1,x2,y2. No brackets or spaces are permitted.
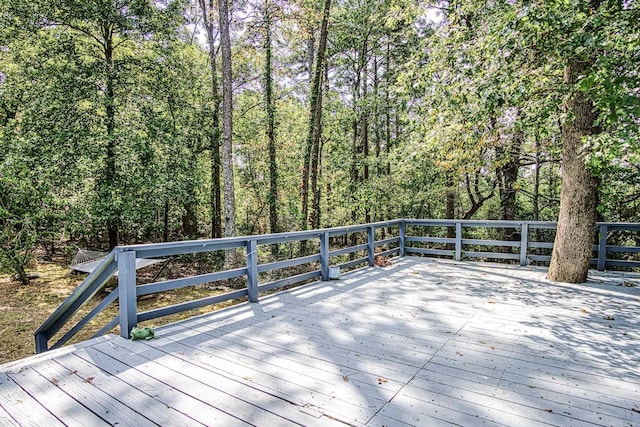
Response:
1,0,638,283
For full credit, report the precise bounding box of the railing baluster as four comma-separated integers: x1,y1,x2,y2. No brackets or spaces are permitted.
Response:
455,222,462,261
246,239,258,302
367,226,375,267
320,232,329,280
520,222,529,266
598,224,608,271
118,250,137,339
399,221,406,257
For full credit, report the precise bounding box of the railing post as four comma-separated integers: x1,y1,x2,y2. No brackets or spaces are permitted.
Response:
118,250,137,339
35,332,48,353
367,225,375,267
399,221,406,257
320,231,329,281
246,239,258,302
520,222,529,266
598,224,608,271
455,222,462,261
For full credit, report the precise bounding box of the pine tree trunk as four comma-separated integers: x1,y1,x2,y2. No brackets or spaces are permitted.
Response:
199,0,222,239
218,0,235,243
548,59,599,283
104,30,119,250
302,0,331,232
264,1,278,236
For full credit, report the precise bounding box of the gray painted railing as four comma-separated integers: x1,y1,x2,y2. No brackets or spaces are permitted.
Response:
34,219,640,353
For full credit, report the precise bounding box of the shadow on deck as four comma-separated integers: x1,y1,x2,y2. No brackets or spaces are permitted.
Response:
1,257,640,426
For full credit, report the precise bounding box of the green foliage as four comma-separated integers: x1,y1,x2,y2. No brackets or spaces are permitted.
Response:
0,0,638,272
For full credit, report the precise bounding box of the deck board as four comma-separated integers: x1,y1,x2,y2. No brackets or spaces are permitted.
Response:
2,256,640,426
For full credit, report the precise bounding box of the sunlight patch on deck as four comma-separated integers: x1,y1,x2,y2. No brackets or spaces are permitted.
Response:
1,257,639,426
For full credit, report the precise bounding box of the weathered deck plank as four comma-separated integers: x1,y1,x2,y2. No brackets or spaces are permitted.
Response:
1,256,640,426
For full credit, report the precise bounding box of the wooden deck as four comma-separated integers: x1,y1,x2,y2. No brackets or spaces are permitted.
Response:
1,256,639,426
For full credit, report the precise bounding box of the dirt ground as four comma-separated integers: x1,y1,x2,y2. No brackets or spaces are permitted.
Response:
0,257,241,364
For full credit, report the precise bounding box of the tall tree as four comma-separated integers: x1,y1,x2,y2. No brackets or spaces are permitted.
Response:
542,0,639,282
218,0,236,243
263,0,279,235
199,0,223,239
301,0,331,231
2,0,184,249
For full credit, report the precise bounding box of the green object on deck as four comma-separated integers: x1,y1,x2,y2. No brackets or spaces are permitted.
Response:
130,326,154,340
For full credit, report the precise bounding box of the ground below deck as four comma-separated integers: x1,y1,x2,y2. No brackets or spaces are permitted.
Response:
1,256,639,426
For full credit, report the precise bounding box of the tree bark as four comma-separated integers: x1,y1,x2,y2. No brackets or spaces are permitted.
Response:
103,25,118,250
496,130,522,250
301,0,331,232
263,0,278,236
199,0,222,239
217,0,236,243
548,59,599,283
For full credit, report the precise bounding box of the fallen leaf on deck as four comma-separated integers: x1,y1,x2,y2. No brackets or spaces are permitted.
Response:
243,377,252,382
456,351,464,356
342,376,348,382
604,315,615,321
581,309,589,314
83,377,94,384
487,300,496,304
50,378,58,386
544,409,553,413
377,378,388,384
68,370,77,375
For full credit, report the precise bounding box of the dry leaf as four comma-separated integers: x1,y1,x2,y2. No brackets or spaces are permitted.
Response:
83,377,94,384
544,409,553,413
68,370,77,375
243,376,252,382
581,309,589,314
487,300,496,304
377,377,388,384
342,376,349,382
456,351,464,356
50,378,58,386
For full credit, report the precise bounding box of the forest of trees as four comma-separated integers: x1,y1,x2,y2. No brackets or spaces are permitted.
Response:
0,0,638,284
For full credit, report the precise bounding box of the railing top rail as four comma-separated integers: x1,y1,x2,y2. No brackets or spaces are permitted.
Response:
404,219,559,227
35,218,640,353
121,219,403,253
598,222,640,230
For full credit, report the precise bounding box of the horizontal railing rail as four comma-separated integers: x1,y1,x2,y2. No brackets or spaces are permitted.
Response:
35,218,640,353
35,220,403,353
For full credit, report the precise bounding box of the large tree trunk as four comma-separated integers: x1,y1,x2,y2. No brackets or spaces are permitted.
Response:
548,59,599,283
218,0,236,243
199,0,222,239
